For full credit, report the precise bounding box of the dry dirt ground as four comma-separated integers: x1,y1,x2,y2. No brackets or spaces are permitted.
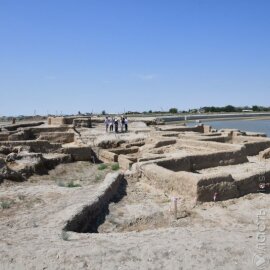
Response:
0,160,270,270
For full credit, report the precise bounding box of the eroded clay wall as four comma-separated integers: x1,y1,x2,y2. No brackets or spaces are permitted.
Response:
64,173,124,233
0,140,62,153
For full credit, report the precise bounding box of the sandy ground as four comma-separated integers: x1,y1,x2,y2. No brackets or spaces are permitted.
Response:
0,160,270,269
76,122,151,148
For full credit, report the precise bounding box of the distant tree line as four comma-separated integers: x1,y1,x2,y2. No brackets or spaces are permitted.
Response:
123,105,270,115
202,105,270,113
126,108,184,114
3,105,270,120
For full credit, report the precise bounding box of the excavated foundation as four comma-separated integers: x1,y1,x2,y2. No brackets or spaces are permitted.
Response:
64,173,127,233
1,119,270,234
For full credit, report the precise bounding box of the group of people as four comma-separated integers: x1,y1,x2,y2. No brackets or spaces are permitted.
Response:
104,116,128,133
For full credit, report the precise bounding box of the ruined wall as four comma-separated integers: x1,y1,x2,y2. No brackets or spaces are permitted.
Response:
141,164,198,198
0,133,9,141
99,149,118,163
0,140,62,153
2,121,44,131
73,118,92,128
8,130,32,141
177,138,245,152
48,116,92,126
61,145,94,161
64,173,124,233
189,150,248,170
157,157,191,172
156,146,247,172
235,170,270,196
158,125,204,133
232,136,270,155
197,135,229,143
29,126,70,136
196,173,239,201
118,155,133,170
259,148,270,159
48,117,67,126
141,163,249,202
98,147,138,163
37,132,75,144
110,147,139,155
203,125,212,133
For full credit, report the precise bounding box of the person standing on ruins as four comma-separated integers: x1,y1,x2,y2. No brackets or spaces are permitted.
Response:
110,117,114,132
105,117,109,132
124,117,128,132
121,116,125,132
114,118,119,133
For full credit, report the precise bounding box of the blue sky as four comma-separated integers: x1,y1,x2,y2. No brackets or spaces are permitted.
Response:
0,0,270,115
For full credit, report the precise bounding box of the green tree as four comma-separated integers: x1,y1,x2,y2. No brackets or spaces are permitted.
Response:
252,105,259,111
224,105,236,112
169,108,178,114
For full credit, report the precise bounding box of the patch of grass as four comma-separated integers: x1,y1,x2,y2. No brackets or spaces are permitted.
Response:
57,181,81,188
98,164,107,170
94,174,103,182
60,230,70,241
111,163,120,171
160,198,172,203
66,181,81,188
1,200,13,209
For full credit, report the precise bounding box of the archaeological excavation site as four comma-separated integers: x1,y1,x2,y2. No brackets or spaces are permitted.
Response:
1,115,270,269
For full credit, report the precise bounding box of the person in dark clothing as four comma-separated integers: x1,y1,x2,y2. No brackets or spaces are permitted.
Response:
109,117,114,132
121,117,125,132
124,117,128,132
114,118,119,133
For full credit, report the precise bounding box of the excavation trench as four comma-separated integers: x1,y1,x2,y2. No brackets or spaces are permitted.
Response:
63,172,185,234
64,173,127,233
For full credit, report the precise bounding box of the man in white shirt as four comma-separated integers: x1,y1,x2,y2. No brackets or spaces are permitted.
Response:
104,117,109,132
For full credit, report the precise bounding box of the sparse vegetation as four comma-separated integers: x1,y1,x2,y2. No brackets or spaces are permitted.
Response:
98,164,107,170
111,163,120,171
95,174,103,182
57,181,81,188
60,230,70,241
66,181,81,188
1,200,13,209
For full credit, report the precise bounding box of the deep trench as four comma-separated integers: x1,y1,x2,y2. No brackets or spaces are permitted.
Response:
64,178,127,233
